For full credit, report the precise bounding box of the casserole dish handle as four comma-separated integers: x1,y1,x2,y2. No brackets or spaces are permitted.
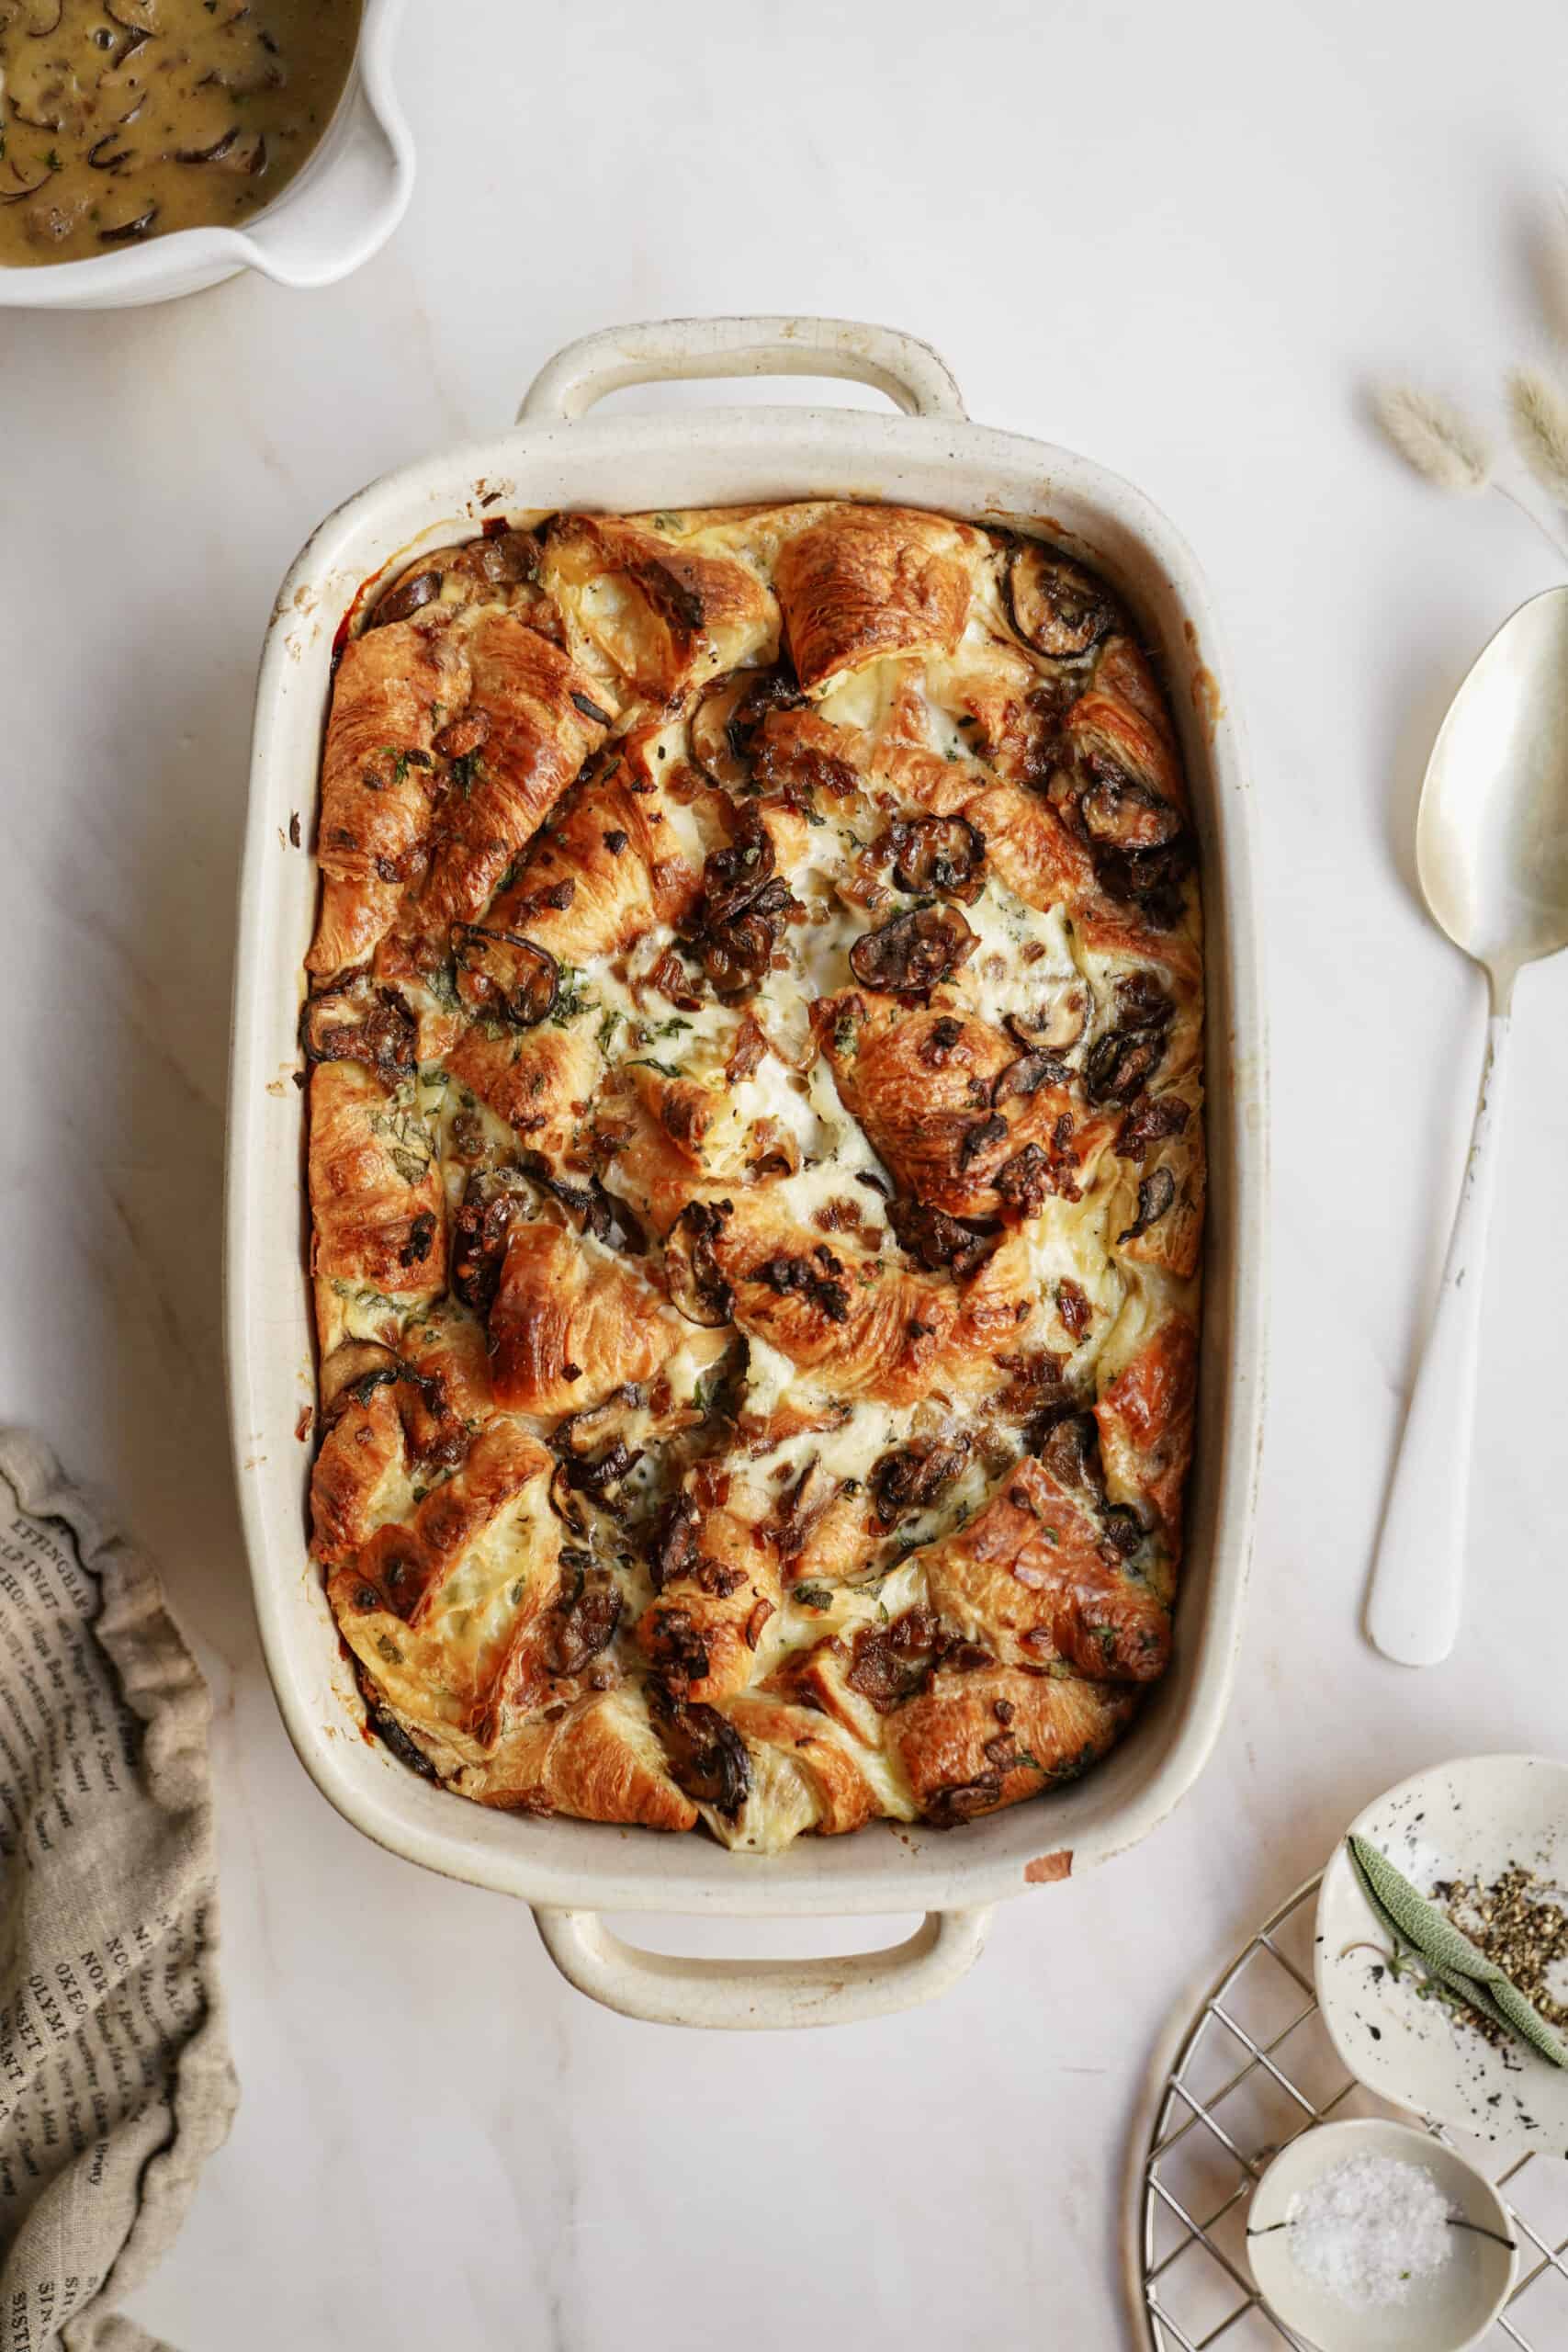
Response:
243,2,414,290
518,314,967,424
533,1904,992,2030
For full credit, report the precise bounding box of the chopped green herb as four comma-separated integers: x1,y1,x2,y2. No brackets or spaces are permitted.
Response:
595,1008,624,1053
792,1584,835,1611
624,1056,682,1080
550,964,598,1027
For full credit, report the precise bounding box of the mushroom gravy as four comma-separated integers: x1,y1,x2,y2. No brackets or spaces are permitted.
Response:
0,0,361,266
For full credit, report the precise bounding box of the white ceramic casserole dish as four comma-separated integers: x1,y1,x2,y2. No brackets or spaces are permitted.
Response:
0,0,412,311
226,316,1268,2030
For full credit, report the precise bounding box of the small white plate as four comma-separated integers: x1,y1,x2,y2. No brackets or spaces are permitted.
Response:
1247,2118,1516,2352
1315,1754,1568,2158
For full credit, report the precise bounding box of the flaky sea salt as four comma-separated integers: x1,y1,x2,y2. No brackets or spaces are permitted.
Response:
1285,2153,1453,2304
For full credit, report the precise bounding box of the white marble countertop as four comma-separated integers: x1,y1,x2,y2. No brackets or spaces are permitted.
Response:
6,1,1568,2343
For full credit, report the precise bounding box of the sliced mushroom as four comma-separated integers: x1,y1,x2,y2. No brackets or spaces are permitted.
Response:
1094,836,1194,931
1078,765,1184,853
848,904,976,997
1008,543,1118,658
1116,1165,1177,1245
649,1492,700,1593
319,1340,401,1420
1100,1503,1145,1559
1084,1026,1163,1105
887,814,987,903
0,168,55,205
1083,978,1176,1106
649,1685,751,1817
450,526,543,591
684,808,797,1001
771,1457,840,1563
369,565,442,629
552,1386,647,1507
97,204,159,243
299,985,416,1085
172,125,240,164
664,1200,736,1327
885,1197,998,1278
754,1246,852,1324
990,1049,1068,1107
1034,1410,1103,1491
1005,986,1089,1057
451,924,559,1026
923,1774,1006,1827
993,1142,1053,1216
845,1608,943,1710
545,1556,622,1676
699,804,776,930
689,667,798,792
356,1675,439,1783
450,1168,532,1316
870,1436,970,1525
1116,1093,1190,1160
694,899,786,999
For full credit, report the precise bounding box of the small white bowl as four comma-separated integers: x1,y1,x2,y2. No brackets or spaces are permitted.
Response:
1315,1754,1568,2158
0,0,412,311
1247,2118,1517,2352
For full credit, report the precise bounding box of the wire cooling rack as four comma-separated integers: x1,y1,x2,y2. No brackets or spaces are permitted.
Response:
1135,1873,1568,2349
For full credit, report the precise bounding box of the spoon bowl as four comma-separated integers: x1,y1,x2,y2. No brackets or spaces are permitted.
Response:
1416,584,1568,1005
1369,586,1568,1665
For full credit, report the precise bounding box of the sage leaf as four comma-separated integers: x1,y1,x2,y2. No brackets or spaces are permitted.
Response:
1348,1834,1568,2068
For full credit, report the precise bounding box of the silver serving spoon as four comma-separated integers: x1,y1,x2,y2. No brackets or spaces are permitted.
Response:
1368,585,1568,1665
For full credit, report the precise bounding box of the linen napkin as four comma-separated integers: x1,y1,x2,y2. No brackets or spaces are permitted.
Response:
0,1430,238,2350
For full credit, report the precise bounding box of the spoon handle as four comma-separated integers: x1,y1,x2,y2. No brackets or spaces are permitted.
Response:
1367,1012,1511,1666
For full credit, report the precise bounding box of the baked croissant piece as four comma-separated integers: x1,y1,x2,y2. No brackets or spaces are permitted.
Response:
301,503,1203,1850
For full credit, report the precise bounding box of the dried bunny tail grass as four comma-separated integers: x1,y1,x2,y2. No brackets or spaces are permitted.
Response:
1372,384,1494,493
1506,365,1568,505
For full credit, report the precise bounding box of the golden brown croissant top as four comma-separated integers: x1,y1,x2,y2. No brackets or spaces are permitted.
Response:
302,504,1203,1852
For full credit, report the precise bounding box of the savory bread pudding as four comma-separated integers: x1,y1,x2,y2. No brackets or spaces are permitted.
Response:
301,500,1203,1851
